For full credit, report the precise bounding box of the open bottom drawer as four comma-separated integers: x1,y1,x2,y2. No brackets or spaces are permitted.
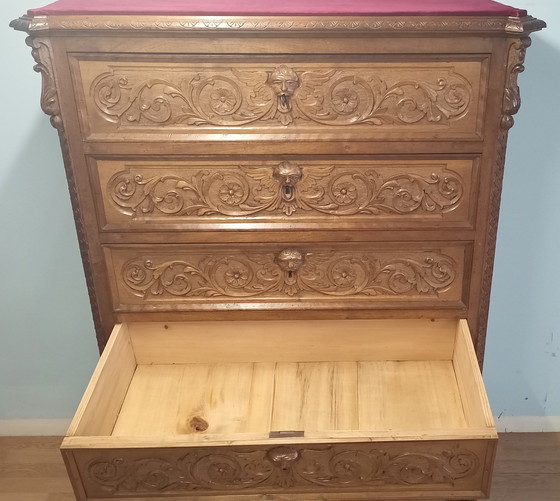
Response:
62,319,497,501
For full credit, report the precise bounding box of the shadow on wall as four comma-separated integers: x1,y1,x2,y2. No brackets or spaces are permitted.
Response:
0,114,98,419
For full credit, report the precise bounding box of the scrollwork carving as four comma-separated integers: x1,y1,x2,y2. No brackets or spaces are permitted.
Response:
108,163,464,219
85,445,479,495
121,249,457,300
91,64,472,128
501,37,531,129
25,37,63,130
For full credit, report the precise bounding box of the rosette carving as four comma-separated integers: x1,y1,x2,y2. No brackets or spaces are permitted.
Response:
108,163,464,219
85,445,479,495
91,64,472,128
121,249,457,300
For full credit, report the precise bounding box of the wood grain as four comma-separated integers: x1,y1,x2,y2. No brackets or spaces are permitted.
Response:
453,319,496,429
106,357,475,439
64,324,136,437
358,360,467,431
128,318,457,364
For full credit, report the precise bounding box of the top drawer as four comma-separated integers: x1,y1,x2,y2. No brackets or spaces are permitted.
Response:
72,55,486,142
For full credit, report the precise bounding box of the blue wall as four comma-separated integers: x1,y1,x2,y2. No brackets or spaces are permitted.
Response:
485,0,560,418
1,0,558,425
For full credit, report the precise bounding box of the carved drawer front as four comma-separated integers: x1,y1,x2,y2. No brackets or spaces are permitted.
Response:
72,440,492,500
73,57,485,141
94,157,477,231
104,242,469,313
61,319,497,501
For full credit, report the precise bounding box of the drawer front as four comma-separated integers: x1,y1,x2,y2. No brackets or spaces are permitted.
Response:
69,439,493,499
105,242,469,311
95,157,477,231
74,56,485,141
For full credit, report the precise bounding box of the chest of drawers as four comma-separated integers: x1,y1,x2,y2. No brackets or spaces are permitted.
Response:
11,1,545,500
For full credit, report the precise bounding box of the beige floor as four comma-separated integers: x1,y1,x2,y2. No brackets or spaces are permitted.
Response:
0,433,559,500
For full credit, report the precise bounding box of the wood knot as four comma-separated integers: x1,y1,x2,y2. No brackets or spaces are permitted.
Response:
189,416,209,432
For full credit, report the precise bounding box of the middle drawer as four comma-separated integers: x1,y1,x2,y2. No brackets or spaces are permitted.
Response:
92,156,478,231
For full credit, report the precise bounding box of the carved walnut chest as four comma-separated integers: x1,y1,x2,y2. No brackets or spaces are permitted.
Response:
11,1,545,500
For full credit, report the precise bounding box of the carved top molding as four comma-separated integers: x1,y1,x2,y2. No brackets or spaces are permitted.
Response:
11,14,545,35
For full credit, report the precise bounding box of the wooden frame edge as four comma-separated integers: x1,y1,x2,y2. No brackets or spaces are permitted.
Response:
61,448,88,501
11,14,545,35
65,324,132,437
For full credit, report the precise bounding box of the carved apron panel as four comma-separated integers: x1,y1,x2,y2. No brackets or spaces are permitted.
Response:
73,440,490,498
74,58,484,139
94,158,475,230
105,243,468,311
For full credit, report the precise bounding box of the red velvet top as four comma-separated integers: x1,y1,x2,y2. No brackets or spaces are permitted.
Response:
28,0,527,18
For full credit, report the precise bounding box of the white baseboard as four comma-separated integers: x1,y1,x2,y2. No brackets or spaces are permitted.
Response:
494,415,560,432
0,419,70,436
1,416,559,436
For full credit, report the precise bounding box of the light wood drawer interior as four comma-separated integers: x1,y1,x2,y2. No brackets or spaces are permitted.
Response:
62,318,496,500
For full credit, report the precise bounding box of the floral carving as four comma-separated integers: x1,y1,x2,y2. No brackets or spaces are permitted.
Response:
84,444,479,495
91,64,472,128
108,163,464,219
121,249,457,300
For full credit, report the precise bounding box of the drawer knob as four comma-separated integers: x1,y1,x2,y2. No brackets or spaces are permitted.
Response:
276,249,304,296
267,65,300,125
276,249,304,273
273,161,302,203
267,446,299,470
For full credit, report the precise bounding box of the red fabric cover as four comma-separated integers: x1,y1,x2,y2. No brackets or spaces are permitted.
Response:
28,0,527,18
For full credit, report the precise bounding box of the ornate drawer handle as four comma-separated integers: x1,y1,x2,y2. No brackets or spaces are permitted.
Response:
273,161,302,203
276,248,304,295
276,248,305,282
267,65,301,122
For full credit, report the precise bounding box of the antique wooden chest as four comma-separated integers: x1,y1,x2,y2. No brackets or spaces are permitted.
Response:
11,0,545,500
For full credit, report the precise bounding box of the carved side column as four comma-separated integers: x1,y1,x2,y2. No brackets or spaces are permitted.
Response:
476,37,532,363
26,36,105,350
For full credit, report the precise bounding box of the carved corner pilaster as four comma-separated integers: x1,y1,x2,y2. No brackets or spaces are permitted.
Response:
476,36,534,364
501,37,532,130
25,36,64,131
